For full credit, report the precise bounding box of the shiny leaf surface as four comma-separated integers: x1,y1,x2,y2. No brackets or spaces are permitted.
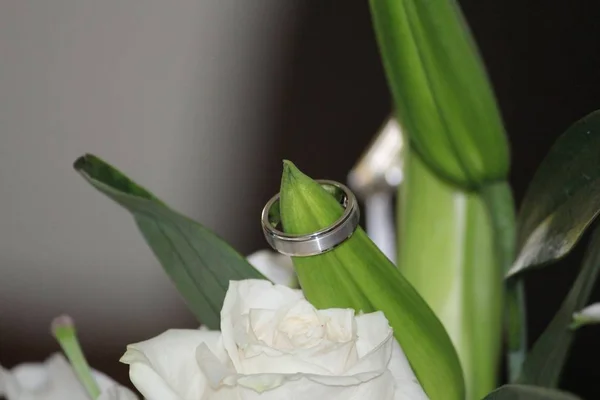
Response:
511,110,600,276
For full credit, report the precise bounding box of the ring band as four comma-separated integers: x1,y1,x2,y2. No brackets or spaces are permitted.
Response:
261,180,360,257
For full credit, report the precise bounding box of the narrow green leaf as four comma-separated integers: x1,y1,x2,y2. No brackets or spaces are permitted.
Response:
369,0,509,188
505,280,528,381
483,384,581,400
398,150,501,399
517,225,600,386
280,161,465,400
74,154,265,329
479,181,527,381
511,110,600,276
51,316,101,399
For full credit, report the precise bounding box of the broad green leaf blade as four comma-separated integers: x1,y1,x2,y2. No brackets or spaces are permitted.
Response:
74,154,265,329
511,110,600,276
369,0,509,188
398,150,501,399
280,161,465,400
483,384,581,400
517,225,600,386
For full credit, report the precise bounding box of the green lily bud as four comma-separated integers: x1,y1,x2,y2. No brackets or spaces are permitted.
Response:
279,160,465,400
369,0,509,188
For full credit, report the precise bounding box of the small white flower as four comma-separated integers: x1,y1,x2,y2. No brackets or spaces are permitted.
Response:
0,353,138,400
247,250,298,287
121,279,427,400
572,302,600,328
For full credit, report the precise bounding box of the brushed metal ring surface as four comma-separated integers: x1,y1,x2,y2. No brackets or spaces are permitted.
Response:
261,180,360,257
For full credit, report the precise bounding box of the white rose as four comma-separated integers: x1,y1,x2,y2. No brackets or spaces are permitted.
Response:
0,353,138,400
121,279,427,400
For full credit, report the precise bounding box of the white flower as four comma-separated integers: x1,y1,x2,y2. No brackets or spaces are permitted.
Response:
121,279,427,400
572,302,600,328
247,250,298,287
0,353,138,400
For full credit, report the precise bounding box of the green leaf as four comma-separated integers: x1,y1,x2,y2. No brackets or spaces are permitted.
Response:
398,150,501,399
280,161,465,400
74,154,265,329
483,384,581,400
510,110,600,276
517,225,600,386
369,0,509,188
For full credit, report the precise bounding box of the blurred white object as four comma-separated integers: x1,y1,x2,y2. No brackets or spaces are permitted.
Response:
365,192,397,263
0,353,137,400
572,303,600,328
348,117,404,263
347,117,404,197
246,250,298,288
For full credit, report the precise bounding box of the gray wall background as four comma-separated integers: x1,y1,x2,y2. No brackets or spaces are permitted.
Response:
0,1,298,374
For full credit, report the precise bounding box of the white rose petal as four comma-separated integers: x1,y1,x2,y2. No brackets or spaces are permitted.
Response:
122,279,429,400
120,329,225,400
247,250,298,287
0,353,137,400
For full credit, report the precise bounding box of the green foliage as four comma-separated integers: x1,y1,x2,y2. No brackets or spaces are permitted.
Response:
398,150,501,399
518,226,600,387
511,110,600,276
74,154,265,329
279,161,465,400
369,0,509,188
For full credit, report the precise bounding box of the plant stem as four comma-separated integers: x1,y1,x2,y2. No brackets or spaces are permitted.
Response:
481,181,527,381
51,316,101,399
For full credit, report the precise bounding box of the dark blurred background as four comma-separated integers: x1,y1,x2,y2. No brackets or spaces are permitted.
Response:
1,1,600,398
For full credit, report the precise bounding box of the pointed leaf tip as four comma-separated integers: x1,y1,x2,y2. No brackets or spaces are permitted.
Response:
73,154,88,171
282,159,295,171
281,159,309,187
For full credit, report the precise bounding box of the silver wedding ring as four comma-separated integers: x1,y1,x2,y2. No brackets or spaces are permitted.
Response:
261,180,360,257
